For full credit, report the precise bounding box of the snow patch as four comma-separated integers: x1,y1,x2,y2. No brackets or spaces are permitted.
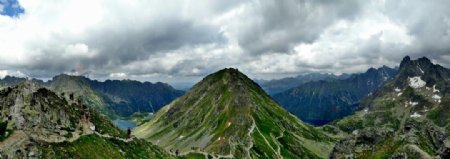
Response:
432,94,441,100
217,136,225,141
410,112,422,118
418,66,424,74
397,92,403,97
408,76,426,89
432,94,442,103
409,101,419,106
179,135,184,139
433,85,440,93
394,88,401,92
90,125,96,131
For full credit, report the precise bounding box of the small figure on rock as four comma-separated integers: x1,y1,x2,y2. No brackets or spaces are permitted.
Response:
69,93,74,101
127,128,132,138
82,104,90,122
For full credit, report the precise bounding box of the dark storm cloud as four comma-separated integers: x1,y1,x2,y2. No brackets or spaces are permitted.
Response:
234,0,363,54
22,12,225,76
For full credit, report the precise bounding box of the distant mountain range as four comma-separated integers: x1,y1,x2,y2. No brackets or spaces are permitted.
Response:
273,66,397,125
0,74,184,118
257,73,350,95
134,68,335,158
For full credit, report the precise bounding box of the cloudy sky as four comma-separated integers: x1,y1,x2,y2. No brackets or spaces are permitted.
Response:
1,0,450,85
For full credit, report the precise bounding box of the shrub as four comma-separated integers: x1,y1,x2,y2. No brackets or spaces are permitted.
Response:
0,121,7,136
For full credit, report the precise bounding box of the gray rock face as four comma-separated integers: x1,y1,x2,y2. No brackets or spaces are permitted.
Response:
1,82,79,134
0,82,83,158
331,57,450,158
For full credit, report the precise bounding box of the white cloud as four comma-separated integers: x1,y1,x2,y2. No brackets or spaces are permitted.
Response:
109,72,127,78
0,0,449,82
0,70,27,78
64,43,95,58
0,70,7,79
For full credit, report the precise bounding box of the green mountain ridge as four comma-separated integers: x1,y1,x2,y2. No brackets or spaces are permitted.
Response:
134,68,335,158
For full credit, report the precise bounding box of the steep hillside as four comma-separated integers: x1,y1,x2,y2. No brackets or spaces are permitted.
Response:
258,73,349,95
273,66,397,125
134,68,335,159
49,75,110,116
86,78,184,116
48,74,183,117
331,56,450,158
0,82,173,158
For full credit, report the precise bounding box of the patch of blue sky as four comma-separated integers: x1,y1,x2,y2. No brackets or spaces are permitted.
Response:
0,0,24,18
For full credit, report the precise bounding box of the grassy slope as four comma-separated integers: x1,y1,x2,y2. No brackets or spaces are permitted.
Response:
40,134,174,159
135,68,335,158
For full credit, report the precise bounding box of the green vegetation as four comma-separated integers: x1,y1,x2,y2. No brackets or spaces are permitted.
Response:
90,108,126,138
0,121,7,136
41,134,173,159
135,68,334,158
322,125,339,135
178,153,206,159
427,96,450,127
0,121,11,141
356,138,404,159
273,66,397,125
336,116,363,133
0,82,175,159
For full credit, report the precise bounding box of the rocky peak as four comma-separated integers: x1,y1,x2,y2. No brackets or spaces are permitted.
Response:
399,56,412,68
393,56,450,88
196,68,265,96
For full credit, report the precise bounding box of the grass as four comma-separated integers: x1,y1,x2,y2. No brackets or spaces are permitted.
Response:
41,134,173,159
135,68,335,158
178,153,206,159
336,116,363,133
356,138,404,159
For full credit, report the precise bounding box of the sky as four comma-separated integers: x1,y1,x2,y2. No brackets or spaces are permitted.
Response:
1,0,450,85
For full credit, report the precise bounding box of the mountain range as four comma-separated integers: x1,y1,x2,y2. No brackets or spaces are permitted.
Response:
0,74,184,118
257,73,350,95
273,66,397,125
2,56,450,158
